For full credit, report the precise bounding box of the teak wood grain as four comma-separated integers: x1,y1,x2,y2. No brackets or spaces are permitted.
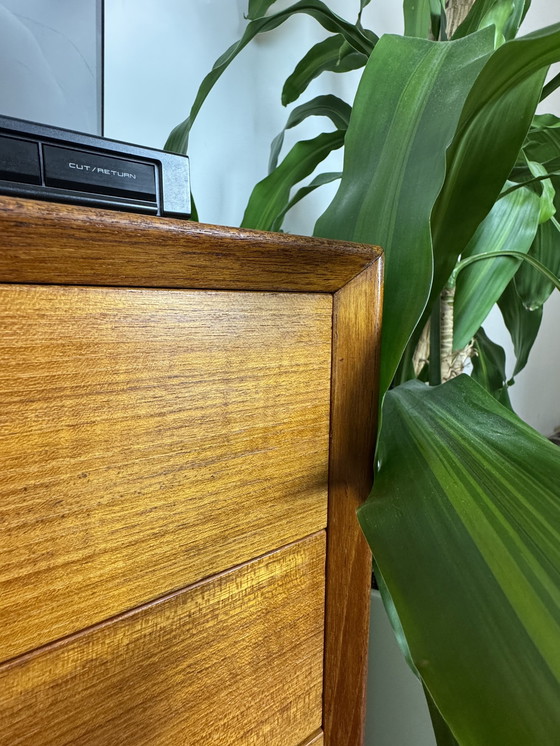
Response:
0,534,326,746
0,284,332,660
300,731,324,745
0,198,383,746
324,262,383,746
0,196,378,292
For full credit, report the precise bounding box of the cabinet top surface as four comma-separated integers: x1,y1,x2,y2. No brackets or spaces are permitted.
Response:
0,196,382,293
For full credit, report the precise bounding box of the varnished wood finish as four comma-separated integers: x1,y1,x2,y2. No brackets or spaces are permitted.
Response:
324,262,383,746
0,534,326,746
0,196,378,292
0,199,383,746
299,731,324,746
0,284,332,660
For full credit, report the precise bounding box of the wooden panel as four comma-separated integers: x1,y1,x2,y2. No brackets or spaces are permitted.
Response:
0,196,381,292
0,533,326,746
299,731,324,745
324,261,384,746
0,285,332,660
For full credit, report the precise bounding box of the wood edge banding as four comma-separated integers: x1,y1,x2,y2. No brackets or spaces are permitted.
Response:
298,729,325,746
0,197,382,293
324,258,383,746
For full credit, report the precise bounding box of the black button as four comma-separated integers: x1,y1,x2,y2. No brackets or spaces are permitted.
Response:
43,145,156,201
0,136,41,184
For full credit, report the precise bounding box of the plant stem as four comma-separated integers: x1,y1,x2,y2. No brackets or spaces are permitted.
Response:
440,286,456,382
445,0,475,36
451,250,560,289
540,71,560,102
412,320,431,378
439,285,475,381
430,302,441,386
499,171,560,198
395,339,416,385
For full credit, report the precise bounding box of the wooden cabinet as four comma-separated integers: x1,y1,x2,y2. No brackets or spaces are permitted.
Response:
0,197,382,746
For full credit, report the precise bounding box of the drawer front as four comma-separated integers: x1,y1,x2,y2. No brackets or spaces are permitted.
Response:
0,533,325,746
0,285,332,660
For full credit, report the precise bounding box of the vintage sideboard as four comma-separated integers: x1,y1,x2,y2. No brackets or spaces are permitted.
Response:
0,196,383,746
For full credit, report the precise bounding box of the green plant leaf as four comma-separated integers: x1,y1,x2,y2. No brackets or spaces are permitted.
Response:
270,171,341,232
247,0,278,19
453,184,540,349
374,560,420,677
526,159,557,223
471,327,512,407
242,130,344,230
454,0,527,41
314,30,494,395
281,34,369,106
515,217,560,309
479,0,516,47
269,94,351,172
189,192,199,223
359,375,560,746
541,70,560,101
425,687,461,746
428,0,445,40
164,1,375,154
376,562,461,744
525,113,560,164
532,112,560,129
499,280,543,377
505,163,560,193
404,0,432,38
428,24,560,328
453,0,508,38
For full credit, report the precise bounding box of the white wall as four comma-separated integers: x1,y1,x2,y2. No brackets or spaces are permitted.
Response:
103,1,407,232
366,591,436,746
105,0,350,230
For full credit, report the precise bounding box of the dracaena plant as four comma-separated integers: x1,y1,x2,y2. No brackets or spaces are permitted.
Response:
166,1,560,743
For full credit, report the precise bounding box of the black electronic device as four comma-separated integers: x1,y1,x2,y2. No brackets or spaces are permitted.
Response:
0,115,190,218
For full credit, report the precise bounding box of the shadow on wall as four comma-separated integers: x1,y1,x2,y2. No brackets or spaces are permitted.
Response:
366,592,436,746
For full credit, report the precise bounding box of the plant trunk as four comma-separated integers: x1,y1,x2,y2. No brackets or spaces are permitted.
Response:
445,0,475,36
440,285,475,382
438,0,477,381
413,320,431,377
411,0,478,383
